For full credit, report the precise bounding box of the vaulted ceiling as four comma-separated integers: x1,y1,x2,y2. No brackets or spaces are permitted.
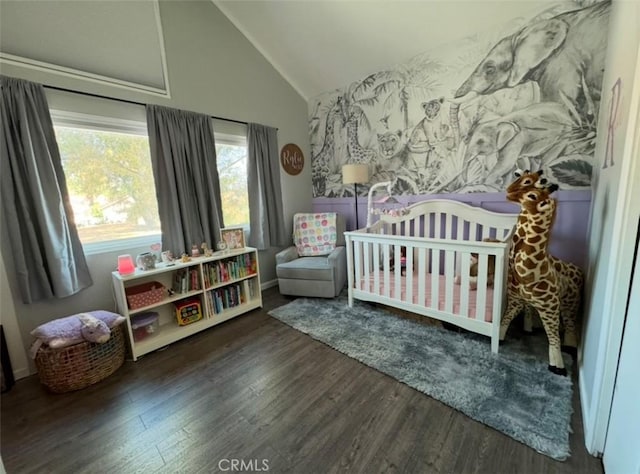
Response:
214,0,559,101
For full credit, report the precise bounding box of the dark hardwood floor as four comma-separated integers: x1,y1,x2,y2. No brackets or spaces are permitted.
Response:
1,288,604,474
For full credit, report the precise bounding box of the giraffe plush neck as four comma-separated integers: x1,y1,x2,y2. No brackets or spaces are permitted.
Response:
506,170,551,256
507,171,558,282
511,188,557,285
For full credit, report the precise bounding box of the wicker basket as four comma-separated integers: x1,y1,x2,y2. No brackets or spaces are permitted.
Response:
34,324,126,393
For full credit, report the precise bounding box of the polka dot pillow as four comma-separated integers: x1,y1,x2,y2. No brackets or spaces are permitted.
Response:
293,213,338,256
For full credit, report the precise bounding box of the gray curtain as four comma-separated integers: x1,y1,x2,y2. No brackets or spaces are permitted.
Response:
247,123,287,249
146,105,223,256
0,76,93,303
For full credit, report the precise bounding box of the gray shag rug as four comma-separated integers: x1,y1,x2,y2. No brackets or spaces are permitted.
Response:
269,294,573,461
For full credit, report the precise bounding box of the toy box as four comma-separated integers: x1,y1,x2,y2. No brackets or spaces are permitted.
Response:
125,281,165,309
175,298,202,326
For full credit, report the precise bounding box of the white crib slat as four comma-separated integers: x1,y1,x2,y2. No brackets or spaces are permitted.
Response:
434,212,442,238
459,252,470,317
457,217,465,241
492,252,507,332
418,247,426,306
430,249,440,309
354,241,362,291
445,213,453,239
475,254,488,320
406,246,414,304
482,225,491,240
363,241,370,293
445,250,455,313
394,245,402,300
383,244,390,298
373,241,380,295
473,222,480,241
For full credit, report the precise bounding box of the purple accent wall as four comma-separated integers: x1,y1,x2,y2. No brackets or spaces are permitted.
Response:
313,191,592,270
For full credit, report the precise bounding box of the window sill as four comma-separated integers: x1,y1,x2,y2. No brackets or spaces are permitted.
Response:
82,234,161,256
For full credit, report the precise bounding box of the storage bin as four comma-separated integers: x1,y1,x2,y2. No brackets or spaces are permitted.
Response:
131,312,159,342
125,281,165,309
34,325,125,393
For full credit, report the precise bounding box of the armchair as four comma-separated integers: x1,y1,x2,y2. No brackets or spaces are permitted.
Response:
275,213,347,298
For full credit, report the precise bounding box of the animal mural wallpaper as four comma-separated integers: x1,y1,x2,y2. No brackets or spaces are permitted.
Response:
310,0,611,198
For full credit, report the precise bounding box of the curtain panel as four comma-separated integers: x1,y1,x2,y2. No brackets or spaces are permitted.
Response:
246,123,287,250
0,76,92,303
146,105,223,256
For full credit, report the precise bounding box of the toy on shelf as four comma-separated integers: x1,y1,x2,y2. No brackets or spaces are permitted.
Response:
175,298,202,326
201,242,214,257
181,253,191,263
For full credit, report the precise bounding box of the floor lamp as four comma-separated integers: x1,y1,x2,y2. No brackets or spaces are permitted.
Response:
342,164,369,230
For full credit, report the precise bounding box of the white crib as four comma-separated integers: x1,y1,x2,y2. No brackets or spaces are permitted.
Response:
345,199,518,353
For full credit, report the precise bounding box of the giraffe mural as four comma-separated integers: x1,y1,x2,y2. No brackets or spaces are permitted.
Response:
311,98,345,197
344,109,378,166
506,170,583,354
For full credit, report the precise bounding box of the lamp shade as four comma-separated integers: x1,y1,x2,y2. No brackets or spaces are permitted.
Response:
117,254,136,275
342,164,369,184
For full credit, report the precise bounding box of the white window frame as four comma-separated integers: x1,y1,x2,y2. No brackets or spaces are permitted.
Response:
51,110,161,255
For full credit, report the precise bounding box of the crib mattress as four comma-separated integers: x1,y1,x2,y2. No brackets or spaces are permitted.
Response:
359,271,495,322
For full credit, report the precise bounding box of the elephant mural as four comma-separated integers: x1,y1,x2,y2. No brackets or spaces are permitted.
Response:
450,1,610,144
461,102,574,189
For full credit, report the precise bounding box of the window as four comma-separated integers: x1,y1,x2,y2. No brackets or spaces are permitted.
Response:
52,111,161,253
215,133,249,228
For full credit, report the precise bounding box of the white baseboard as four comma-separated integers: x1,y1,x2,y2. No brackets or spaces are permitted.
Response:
260,279,278,290
13,366,32,380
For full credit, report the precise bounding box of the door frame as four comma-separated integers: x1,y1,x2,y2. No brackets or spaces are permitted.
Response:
580,45,640,454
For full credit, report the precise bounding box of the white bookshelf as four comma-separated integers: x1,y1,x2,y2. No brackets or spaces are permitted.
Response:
111,247,261,360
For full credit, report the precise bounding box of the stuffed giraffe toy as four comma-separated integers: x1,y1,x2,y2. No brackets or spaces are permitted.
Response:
506,170,583,355
500,183,567,374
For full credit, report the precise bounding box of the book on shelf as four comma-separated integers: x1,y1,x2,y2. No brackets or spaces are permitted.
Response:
171,268,201,294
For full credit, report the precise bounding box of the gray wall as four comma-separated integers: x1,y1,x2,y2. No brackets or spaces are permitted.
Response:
0,0,311,373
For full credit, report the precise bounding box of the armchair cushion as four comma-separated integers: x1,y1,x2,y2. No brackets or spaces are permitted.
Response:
276,247,345,282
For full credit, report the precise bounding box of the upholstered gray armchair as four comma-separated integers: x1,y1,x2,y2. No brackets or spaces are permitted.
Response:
275,213,347,298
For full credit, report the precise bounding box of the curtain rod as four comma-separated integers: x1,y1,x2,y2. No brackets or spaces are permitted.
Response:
43,84,250,127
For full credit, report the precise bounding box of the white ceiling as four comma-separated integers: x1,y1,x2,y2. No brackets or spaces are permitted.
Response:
214,0,560,101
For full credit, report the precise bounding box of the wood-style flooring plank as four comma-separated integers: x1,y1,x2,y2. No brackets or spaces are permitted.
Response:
1,288,603,474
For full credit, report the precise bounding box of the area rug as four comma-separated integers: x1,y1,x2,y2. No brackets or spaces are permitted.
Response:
269,295,573,461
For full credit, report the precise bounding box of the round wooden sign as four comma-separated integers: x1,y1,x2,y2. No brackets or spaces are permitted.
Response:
280,143,304,176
